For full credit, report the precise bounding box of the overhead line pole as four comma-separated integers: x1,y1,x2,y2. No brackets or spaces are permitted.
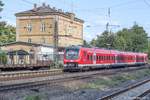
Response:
53,15,59,66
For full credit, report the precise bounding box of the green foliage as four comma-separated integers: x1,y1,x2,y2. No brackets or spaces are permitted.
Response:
83,40,90,47
91,31,116,49
90,23,148,52
81,68,150,90
0,50,7,64
0,0,4,13
113,35,126,50
25,95,41,100
0,21,16,44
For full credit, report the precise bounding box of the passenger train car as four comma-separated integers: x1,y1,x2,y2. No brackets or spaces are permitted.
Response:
63,46,148,71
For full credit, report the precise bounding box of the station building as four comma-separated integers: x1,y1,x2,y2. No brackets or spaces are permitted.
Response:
0,3,84,64
15,3,84,47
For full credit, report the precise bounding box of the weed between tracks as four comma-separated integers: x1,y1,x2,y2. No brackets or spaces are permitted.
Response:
80,68,150,90
25,95,41,100
23,68,150,100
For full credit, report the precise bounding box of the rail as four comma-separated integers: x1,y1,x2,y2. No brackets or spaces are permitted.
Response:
0,66,149,92
0,69,62,81
99,78,150,100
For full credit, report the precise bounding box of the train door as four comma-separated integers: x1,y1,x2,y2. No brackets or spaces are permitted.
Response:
93,52,96,64
83,51,87,64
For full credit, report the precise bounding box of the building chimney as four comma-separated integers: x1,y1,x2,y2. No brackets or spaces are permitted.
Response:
34,3,37,10
58,9,62,12
47,4,50,8
42,3,46,7
53,7,56,10
66,12,75,21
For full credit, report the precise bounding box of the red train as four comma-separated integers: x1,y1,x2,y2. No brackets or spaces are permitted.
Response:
63,46,148,71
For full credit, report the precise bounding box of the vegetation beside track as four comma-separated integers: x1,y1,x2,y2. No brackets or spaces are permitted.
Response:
25,95,41,100
80,68,150,90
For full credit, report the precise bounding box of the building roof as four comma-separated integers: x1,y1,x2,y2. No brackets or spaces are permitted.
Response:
1,41,54,48
15,3,84,23
1,41,66,51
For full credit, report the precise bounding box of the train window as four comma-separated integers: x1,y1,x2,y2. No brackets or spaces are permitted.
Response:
87,55,90,60
90,55,93,61
84,51,87,57
96,56,98,61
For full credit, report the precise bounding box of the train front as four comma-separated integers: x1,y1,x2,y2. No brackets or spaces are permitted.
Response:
63,46,81,71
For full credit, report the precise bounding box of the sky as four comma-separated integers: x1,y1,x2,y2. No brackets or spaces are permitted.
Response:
1,0,150,42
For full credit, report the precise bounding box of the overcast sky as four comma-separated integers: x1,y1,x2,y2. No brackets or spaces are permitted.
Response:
1,0,150,41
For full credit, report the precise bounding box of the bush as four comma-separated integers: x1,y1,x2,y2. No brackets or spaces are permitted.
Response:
0,50,7,64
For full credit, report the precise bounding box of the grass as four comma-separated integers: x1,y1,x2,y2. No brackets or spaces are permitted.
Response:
25,95,41,100
80,68,150,90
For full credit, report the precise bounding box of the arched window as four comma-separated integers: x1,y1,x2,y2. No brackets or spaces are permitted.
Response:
28,38,32,43
27,23,32,32
41,22,46,32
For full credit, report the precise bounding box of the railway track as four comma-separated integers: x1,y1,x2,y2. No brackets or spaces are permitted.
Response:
0,65,148,82
134,88,150,100
0,66,149,92
0,69,62,81
99,78,150,100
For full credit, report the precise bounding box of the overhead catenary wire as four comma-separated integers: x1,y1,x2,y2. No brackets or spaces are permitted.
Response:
143,0,150,7
75,0,138,11
21,0,34,5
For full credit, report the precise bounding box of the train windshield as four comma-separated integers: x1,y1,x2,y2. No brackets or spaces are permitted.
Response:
65,48,79,60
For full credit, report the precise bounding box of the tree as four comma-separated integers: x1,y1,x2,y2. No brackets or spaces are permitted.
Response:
0,21,16,44
90,23,148,53
83,40,90,47
130,24,148,52
114,35,127,50
0,0,4,18
0,50,7,64
115,24,148,52
91,31,116,49
90,39,96,46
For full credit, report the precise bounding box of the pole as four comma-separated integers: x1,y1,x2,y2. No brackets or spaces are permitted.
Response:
53,16,58,67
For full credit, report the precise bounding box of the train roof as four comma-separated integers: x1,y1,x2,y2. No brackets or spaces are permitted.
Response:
66,45,147,55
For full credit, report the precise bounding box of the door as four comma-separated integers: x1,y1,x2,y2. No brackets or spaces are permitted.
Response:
93,52,96,64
